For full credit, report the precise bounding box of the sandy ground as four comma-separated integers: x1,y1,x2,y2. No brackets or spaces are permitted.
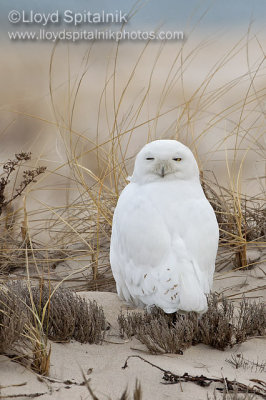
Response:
0,21,265,400
1,264,265,400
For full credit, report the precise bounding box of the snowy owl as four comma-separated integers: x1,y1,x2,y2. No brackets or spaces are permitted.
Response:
110,140,219,314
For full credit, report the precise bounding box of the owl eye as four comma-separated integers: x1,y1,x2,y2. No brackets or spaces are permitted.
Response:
173,157,182,161
146,157,154,160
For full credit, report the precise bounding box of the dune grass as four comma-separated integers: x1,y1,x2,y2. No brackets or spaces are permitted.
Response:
0,28,265,283
0,16,265,377
0,281,106,375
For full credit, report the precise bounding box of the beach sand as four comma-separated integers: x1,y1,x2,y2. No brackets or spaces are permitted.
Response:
1,263,265,400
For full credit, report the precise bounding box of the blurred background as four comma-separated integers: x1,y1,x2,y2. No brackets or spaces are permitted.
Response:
0,0,265,260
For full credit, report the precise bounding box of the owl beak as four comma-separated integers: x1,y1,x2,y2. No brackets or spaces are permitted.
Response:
161,166,165,177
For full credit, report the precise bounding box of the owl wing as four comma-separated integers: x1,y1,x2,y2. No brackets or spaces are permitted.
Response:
179,196,219,293
110,183,210,313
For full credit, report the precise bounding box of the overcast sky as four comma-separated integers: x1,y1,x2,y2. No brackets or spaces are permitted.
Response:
1,0,265,31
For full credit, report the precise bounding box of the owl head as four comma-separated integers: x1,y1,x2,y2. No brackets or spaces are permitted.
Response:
130,140,200,184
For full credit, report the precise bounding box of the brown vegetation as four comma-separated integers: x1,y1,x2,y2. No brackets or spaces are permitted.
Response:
118,294,266,354
0,282,106,375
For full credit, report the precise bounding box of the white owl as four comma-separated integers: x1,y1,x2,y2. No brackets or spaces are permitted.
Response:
110,140,219,314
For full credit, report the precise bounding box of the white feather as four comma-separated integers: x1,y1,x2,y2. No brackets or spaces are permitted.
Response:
110,140,219,314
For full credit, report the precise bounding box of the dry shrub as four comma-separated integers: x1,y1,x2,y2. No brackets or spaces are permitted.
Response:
0,281,51,375
23,284,106,344
26,284,75,342
0,281,106,358
196,295,265,349
0,282,106,376
137,316,197,355
197,295,234,350
118,294,265,354
73,297,106,343
234,298,265,344
0,152,46,217
119,307,197,354
0,282,27,353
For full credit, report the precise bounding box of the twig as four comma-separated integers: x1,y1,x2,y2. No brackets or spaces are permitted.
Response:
122,355,167,373
81,371,99,400
0,375,86,400
0,383,26,389
0,392,48,399
37,374,86,386
226,353,266,372
122,355,266,398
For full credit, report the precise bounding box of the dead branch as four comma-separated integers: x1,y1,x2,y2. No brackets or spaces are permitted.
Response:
0,392,48,399
122,355,266,398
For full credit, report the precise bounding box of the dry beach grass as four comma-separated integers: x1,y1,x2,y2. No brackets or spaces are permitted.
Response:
0,13,265,398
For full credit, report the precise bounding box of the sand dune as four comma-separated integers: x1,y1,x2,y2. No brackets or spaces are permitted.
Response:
1,263,265,399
